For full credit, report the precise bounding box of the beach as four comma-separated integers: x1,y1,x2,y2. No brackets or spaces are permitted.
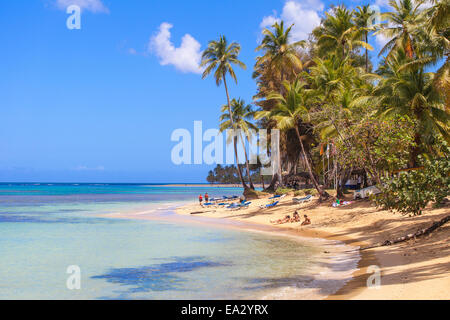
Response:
0,183,448,300
175,192,450,300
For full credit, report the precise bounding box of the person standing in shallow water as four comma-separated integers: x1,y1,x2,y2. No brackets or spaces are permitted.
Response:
205,192,209,203
198,194,203,206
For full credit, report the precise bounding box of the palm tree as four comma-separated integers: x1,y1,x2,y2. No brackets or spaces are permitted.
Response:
376,0,426,59
255,21,306,189
354,4,374,72
370,49,449,166
256,21,306,83
219,98,257,189
256,80,330,200
428,0,450,33
304,54,366,195
408,1,449,100
201,35,248,190
313,5,373,59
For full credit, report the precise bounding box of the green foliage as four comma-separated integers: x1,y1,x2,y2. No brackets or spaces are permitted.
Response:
336,116,416,184
244,189,270,199
275,187,294,195
376,145,450,216
207,164,271,184
294,188,319,197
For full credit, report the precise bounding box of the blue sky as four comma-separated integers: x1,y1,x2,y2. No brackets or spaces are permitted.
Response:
0,0,392,183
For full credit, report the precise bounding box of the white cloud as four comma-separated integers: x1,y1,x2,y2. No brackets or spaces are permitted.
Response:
375,32,390,48
260,1,322,43
260,15,280,29
374,0,391,8
149,23,202,74
55,0,109,13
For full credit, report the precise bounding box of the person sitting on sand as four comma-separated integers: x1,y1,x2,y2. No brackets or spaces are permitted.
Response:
270,215,291,225
198,194,203,206
301,215,311,226
291,211,300,223
205,193,209,203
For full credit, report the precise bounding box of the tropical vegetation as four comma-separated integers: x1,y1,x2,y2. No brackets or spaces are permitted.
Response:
202,0,449,213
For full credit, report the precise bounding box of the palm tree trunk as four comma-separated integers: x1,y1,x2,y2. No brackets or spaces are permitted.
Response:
365,33,369,72
223,74,248,190
260,169,265,190
239,132,255,189
265,173,279,192
295,127,329,200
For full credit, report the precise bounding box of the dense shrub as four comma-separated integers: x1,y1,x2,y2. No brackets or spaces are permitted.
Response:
275,187,294,195
293,188,319,197
376,148,450,216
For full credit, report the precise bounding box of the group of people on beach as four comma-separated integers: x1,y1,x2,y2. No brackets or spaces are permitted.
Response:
270,211,311,226
198,193,209,205
197,193,311,226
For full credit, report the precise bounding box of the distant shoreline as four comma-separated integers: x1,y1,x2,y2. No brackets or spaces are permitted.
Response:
0,183,253,188
152,183,254,188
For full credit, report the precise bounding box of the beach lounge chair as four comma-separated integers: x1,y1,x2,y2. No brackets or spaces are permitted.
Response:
259,201,279,209
269,194,287,200
227,201,252,210
203,202,214,206
226,203,240,209
292,195,314,204
239,201,251,208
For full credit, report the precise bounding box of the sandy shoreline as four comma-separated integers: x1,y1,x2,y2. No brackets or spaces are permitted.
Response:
104,188,449,300
174,193,450,300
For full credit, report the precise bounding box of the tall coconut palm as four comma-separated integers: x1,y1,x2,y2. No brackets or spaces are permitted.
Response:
354,4,375,72
219,98,257,189
313,5,373,59
256,21,306,83
256,80,330,200
255,21,306,189
201,36,248,190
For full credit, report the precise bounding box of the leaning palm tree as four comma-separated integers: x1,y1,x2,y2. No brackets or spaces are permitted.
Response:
220,98,257,189
201,36,248,190
256,80,330,200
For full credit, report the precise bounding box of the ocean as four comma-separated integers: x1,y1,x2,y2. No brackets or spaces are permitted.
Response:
0,183,359,300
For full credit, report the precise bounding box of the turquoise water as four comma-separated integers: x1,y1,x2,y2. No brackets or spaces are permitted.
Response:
0,184,358,300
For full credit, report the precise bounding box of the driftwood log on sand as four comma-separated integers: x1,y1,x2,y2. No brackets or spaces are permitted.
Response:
360,215,450,251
